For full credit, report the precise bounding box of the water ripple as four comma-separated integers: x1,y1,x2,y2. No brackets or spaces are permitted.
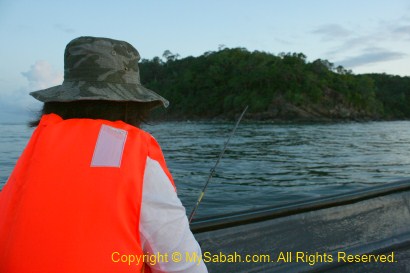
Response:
2,121,410,217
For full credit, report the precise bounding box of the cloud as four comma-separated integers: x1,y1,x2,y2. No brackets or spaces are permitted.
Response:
324,35,376,57
311,23,375,58
391,25,410,40
274,37,292,45
312,24,352,41
0,87,42,123
0,100,35,124
0,60,62,123
337,48,406,68
21,60,63,91
54,23,75,33
310,20,409,75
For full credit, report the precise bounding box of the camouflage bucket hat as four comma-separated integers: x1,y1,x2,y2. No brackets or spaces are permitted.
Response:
30,36,169,108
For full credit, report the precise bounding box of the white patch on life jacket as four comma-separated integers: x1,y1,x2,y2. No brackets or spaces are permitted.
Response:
91,124,128,167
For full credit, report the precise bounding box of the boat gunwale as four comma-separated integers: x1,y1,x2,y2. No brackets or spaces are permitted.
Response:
191,179,410,233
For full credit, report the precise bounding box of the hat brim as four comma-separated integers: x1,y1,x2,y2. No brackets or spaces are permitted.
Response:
30,81,169,108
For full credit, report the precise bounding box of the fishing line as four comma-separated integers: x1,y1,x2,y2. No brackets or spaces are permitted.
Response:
188,105,248,223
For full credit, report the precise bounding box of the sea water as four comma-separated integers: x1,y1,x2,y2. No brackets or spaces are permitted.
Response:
1,121,410,217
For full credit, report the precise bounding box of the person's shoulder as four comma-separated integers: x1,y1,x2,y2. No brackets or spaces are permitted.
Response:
121,125,161,149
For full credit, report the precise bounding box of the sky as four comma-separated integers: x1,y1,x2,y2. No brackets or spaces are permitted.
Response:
1,0,409,123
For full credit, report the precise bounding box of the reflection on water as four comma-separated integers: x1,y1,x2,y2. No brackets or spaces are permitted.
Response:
2,121,410,217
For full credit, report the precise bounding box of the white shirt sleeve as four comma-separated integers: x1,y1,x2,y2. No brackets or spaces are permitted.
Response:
140,156,208,273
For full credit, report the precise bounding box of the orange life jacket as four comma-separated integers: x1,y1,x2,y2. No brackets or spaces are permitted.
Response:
0,114,174,273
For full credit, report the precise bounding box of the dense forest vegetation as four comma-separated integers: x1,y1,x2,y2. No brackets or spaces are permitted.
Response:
140,47,410,121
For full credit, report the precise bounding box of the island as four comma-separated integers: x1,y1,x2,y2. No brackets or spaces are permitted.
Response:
140,48,410,121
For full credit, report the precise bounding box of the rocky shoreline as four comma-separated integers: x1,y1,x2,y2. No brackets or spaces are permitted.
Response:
155,91,387,123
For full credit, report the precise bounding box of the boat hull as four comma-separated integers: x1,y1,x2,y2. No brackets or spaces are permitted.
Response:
192,180,410,272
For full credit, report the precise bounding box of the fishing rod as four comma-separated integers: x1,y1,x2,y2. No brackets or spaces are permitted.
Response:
188,105,248,223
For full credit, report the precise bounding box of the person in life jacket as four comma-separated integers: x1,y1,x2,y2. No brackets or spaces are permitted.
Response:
0,36,208,273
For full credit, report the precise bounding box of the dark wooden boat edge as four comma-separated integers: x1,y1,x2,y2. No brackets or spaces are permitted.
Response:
191,179,410,233
191,179,410,272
